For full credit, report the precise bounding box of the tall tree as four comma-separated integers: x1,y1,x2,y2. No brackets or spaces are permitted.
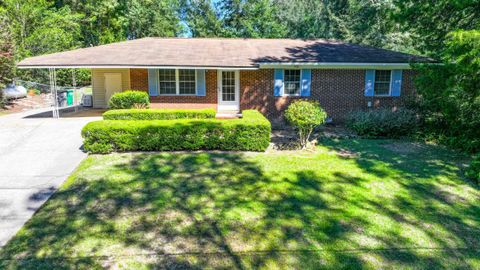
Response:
275,0,417,53
393,0,480,56
183,0,223,37
124,0,183,39
219,0,287,38
2,0,81,84
54,0,125,46
0,8,15,103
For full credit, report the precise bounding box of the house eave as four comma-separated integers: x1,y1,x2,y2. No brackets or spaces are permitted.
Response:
16,64,260,70
258,62,414,69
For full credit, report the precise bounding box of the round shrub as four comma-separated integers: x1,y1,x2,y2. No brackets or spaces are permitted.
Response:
285,100,327,149
108,90,150,109
346,108,418,138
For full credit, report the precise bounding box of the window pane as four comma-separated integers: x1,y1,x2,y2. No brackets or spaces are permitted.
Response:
159,69,176,94
179,69,196,95
374,70,391,96
284,70,301,95
222,71,235,101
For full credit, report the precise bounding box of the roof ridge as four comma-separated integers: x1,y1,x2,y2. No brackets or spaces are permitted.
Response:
141,37,338,42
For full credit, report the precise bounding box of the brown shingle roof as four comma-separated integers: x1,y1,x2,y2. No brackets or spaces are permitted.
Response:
17,37,434,68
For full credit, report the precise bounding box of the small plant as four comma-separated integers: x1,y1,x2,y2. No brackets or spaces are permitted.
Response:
285,100,327,149
346,108,418,138
108,90,150,109
466,155,480,184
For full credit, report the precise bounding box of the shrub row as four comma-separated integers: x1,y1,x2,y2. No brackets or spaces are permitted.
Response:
108,90,150,109
103,108,216,120
345,108,418,138
82,110,271,153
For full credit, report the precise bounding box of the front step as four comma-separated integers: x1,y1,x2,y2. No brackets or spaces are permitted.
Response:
216,111,242,119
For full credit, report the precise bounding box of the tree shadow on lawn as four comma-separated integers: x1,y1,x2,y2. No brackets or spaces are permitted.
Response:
0,147,479,269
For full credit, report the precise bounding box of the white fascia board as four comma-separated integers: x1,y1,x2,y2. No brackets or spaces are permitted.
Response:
17,65,259,70
258,62,413,69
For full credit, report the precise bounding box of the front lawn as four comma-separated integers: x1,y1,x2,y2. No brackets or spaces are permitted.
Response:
1,139,479,269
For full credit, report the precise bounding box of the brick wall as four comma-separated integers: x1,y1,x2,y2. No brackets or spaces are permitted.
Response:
130,68,416,123
130,68,217,110
240,69,416,125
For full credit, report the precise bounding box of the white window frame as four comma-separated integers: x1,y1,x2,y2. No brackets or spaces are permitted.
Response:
373,70,393,97
159,69,197,96
283,69,302,97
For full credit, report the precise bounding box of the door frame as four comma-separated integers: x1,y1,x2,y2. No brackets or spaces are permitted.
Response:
217,70,240,111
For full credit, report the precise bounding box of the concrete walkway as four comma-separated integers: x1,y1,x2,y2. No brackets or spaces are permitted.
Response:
0,108,100,246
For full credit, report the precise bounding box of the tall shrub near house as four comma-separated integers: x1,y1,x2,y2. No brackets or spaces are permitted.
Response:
285,100,327,149
412,30,480,153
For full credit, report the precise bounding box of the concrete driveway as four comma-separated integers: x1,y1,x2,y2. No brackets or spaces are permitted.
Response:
0,108,101,246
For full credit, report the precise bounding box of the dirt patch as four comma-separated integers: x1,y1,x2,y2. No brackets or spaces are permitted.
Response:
2,94,51,114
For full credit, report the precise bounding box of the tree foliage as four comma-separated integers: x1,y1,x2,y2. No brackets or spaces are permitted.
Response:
412,30,480,152
0,9,15,104
393,0,480,57
183,0,224,37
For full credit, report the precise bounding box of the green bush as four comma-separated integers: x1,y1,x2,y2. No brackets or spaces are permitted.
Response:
411,30,480,153
108,90,150,109
466,155,480,184
103,108,216,120
346,108,418,138
285,100,327,149
82,110,271,153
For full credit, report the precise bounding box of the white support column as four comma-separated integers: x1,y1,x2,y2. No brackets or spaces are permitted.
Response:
49,68,59,118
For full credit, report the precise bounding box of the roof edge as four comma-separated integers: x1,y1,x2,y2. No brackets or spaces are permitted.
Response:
259,62,415,69
17,64,259,70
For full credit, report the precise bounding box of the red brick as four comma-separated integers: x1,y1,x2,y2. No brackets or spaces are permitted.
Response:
130,68,416,123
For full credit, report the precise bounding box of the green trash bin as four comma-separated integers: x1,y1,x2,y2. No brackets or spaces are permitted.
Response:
66,90,74,106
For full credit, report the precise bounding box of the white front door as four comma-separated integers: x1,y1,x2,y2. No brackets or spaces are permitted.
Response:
104,73,122,106
217,70,240,111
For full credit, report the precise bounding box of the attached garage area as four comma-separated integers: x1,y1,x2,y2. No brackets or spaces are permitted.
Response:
91,69,131,108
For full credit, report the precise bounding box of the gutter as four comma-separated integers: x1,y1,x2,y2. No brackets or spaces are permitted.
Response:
258,62,414,69
16,65,260,70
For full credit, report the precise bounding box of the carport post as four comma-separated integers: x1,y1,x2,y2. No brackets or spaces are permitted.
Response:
49,68,59,118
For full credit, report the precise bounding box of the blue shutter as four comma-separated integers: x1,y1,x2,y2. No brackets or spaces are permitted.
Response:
301,69,311,97
274,69,284,96
365,70,375,97
196,69,206,96
148,69,159,96
391,70,402,97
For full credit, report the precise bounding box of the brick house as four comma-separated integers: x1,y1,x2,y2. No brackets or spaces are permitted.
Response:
18,38,432,123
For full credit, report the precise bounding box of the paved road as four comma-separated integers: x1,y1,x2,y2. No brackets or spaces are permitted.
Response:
0,108,100,246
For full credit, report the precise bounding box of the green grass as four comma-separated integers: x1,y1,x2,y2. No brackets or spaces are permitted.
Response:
1,138,479,269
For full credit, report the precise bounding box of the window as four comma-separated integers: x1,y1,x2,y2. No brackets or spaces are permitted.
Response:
158,69,196,95
284,69,301,95
159,69,176,95
374,70,391,96
179,69,196,95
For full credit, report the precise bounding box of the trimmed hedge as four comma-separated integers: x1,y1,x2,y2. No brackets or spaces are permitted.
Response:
82,110,271,153
103,108,216,120
108,90,150,109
